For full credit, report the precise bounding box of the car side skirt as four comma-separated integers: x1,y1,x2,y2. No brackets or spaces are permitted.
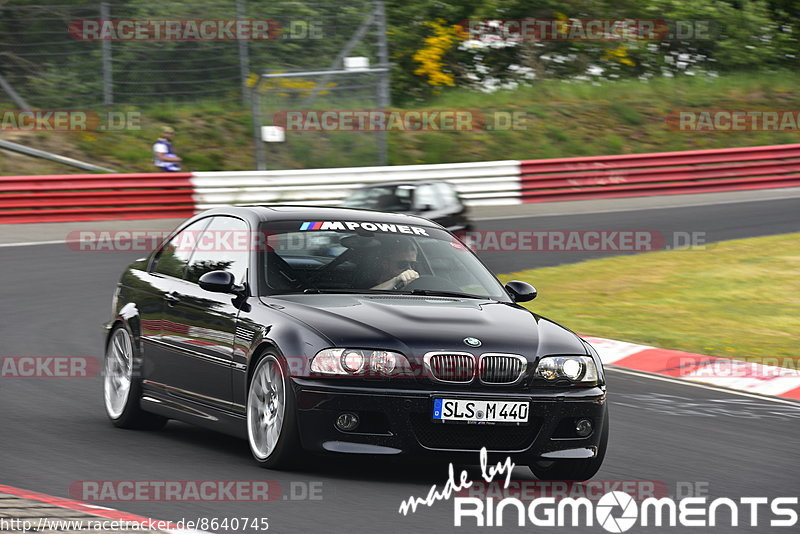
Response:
140,389,247,439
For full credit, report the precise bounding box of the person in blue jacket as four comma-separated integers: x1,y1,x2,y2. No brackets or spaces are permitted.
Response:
153,126,182,172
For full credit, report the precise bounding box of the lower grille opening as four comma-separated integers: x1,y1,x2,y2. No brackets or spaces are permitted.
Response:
410,414,540,451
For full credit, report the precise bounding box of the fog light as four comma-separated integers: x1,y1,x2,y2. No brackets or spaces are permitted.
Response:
575,418,593,437
335,412,360,432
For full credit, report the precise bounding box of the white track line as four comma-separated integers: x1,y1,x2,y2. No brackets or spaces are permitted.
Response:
472,191,800,221
0,239,76,248
607,366,800,406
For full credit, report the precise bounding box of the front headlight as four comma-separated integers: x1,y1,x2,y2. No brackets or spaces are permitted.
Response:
533,355,599,385
311,348,412,377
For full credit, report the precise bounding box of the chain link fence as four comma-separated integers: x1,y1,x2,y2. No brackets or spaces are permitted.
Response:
0,0,379,109
253,66,389,169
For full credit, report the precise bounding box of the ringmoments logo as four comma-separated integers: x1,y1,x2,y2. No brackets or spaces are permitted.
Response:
398,449,799,531
453,492,799,529
595,492,638,532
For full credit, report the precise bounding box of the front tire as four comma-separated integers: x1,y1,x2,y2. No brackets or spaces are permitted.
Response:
528,408,609,481
103,325,167,430
246,354,301,469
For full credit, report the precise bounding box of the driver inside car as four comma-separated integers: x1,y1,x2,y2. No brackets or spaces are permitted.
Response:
370,237,420,290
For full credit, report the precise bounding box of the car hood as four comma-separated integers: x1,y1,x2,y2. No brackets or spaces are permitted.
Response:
260,294,587,358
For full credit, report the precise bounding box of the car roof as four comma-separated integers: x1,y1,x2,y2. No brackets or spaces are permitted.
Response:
355,180,448,188
194,205,443,227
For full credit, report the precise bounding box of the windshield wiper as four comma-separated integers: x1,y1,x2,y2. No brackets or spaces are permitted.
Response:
275,288,496,299
404,289,491,300
299,288,382,294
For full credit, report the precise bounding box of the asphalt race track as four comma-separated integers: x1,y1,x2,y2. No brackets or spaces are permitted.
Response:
1,194,799,533
474,195,800,273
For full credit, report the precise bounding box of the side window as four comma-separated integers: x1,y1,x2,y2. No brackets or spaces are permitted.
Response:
435,182,460,207
414,184,442,210
361,187,395,209
185,216,249,284
393,186,414,209
153,219,210,278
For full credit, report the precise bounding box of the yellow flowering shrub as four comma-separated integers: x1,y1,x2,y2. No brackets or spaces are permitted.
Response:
412,19,463,87
603,45,635,67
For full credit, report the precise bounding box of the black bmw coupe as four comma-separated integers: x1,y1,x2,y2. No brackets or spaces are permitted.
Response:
103,206,608,480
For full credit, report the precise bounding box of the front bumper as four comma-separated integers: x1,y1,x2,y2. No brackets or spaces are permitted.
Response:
292,379,607,463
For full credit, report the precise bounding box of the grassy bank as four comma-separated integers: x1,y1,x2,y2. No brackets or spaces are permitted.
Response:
497,233,800,367
2,72,800,174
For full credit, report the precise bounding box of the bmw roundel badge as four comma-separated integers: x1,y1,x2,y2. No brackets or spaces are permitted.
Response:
463,337,482,347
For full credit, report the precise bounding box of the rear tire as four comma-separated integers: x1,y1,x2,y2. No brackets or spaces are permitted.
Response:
528,408,609,481
247,354,301,469
103,325,167,430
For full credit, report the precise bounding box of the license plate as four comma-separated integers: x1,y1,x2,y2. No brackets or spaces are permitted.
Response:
432,398,529,424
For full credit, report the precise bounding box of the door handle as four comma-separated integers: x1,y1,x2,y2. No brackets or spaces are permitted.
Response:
164,292,181,305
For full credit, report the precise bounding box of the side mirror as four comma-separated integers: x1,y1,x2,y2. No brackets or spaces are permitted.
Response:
199,270,238,294
505,280,537,302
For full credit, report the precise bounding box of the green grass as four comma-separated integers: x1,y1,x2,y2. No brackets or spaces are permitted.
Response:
497,233,800,367
3,71,800,173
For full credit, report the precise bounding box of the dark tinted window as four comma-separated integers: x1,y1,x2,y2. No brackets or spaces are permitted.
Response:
257,220,510,301
185,216,249,284
343,185,413,211
153,218,210,278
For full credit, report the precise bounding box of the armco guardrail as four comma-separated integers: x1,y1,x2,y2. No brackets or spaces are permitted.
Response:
191,160,521,209
0,173,195,223
1,143,799,223
519,143,800,202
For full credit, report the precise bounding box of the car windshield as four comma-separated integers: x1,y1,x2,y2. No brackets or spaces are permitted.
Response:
342,185,415,211
258,220,509,301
